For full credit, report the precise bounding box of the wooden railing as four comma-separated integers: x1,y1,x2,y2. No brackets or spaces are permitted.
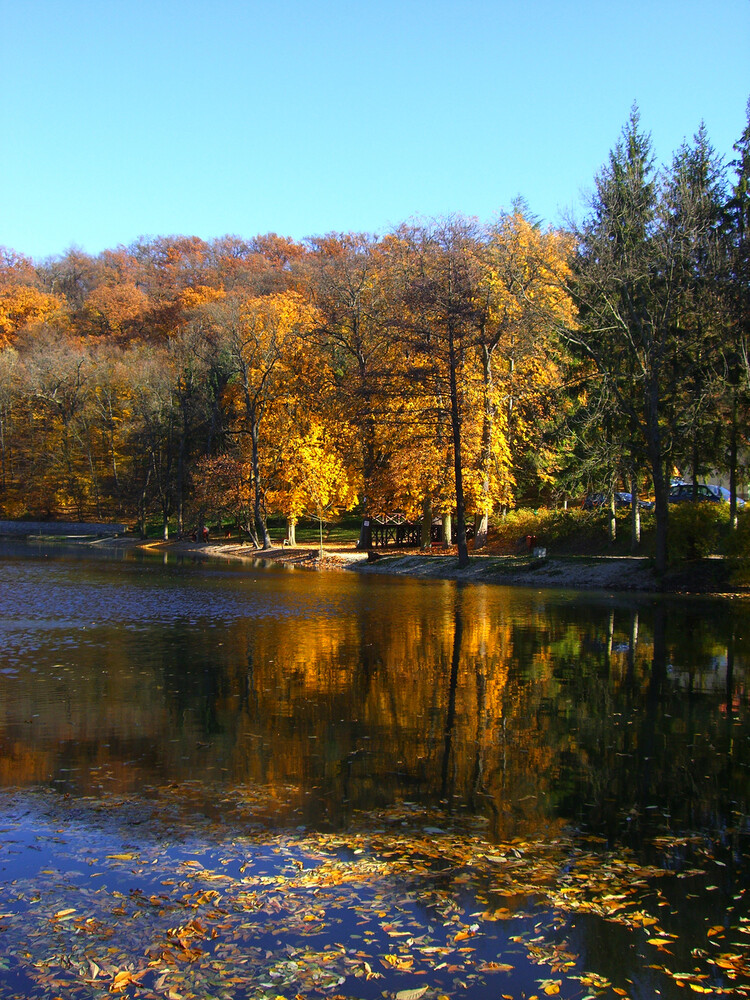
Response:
366,514,443,548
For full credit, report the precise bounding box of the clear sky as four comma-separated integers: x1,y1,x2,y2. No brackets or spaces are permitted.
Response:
2,0,749,262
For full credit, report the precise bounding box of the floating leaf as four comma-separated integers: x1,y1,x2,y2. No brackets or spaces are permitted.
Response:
396,988,429,1000
477,961,514,972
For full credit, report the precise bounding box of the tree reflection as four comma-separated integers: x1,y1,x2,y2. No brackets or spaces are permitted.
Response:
0,566,749,850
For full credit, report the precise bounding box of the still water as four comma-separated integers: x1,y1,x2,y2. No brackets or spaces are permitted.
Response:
1,541,749,999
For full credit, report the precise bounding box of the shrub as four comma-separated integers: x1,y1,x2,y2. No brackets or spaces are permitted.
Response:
668,502,727,561
485,506,617,554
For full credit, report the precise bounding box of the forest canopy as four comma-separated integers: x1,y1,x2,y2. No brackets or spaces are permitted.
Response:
1,103,749,571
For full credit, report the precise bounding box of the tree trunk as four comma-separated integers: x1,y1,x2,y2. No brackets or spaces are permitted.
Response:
250,420,272,549
421,495,432,549
475,343,494,550
177,437,185,537
287,516,297,546
646,377,668,575
442,512,453,549
474,511,489,549
357,487,372,549
608,492,617,543
729,392,739,530
447,321,469,568
630,472,641,551
691,435,700,502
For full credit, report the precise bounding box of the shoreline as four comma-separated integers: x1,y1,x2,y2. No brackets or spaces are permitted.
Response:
131,537,748,597
4,529,745,595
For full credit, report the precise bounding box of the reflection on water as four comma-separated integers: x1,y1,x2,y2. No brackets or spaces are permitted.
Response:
1,542,748,848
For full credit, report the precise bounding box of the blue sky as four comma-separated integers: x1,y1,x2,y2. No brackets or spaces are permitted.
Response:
2,0,749,261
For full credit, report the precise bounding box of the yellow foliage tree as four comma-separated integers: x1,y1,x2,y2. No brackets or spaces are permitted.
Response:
0,286,63,347
472,211,575,542
202,290,321,548
269,420,357,552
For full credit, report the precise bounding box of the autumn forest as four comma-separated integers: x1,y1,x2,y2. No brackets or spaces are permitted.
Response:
2,106,749,573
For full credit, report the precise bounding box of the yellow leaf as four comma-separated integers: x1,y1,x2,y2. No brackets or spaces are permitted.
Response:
111,971,137,993
715,957,739,969
52,908,76,919
396,988,429,1000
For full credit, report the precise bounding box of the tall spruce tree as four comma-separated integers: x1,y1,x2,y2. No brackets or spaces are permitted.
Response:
661,125,727,498
569,106,674,572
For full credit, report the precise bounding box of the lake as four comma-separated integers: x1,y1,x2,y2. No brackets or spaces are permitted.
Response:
0,541,749,999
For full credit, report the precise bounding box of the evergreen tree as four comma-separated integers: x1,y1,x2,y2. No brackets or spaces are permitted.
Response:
569,106,673,571
660,124,727,495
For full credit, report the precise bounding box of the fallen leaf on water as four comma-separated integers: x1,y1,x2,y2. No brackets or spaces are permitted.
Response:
453,929,475,942
381,955,414,971
481,907,514,920
395,987,429,1000
110,969,148,992
573,971,611,989
712,954,745,970
476,961,514,972
537,979,561,995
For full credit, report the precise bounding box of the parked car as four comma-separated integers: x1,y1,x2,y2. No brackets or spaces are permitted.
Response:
706,484,746,508
584,492,629,510
583,492,653,510
668,483,721,503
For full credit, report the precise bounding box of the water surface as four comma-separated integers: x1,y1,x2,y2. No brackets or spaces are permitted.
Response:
1,542,749,999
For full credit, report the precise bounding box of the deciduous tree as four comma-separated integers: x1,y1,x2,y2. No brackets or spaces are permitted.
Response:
202,291,319,548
